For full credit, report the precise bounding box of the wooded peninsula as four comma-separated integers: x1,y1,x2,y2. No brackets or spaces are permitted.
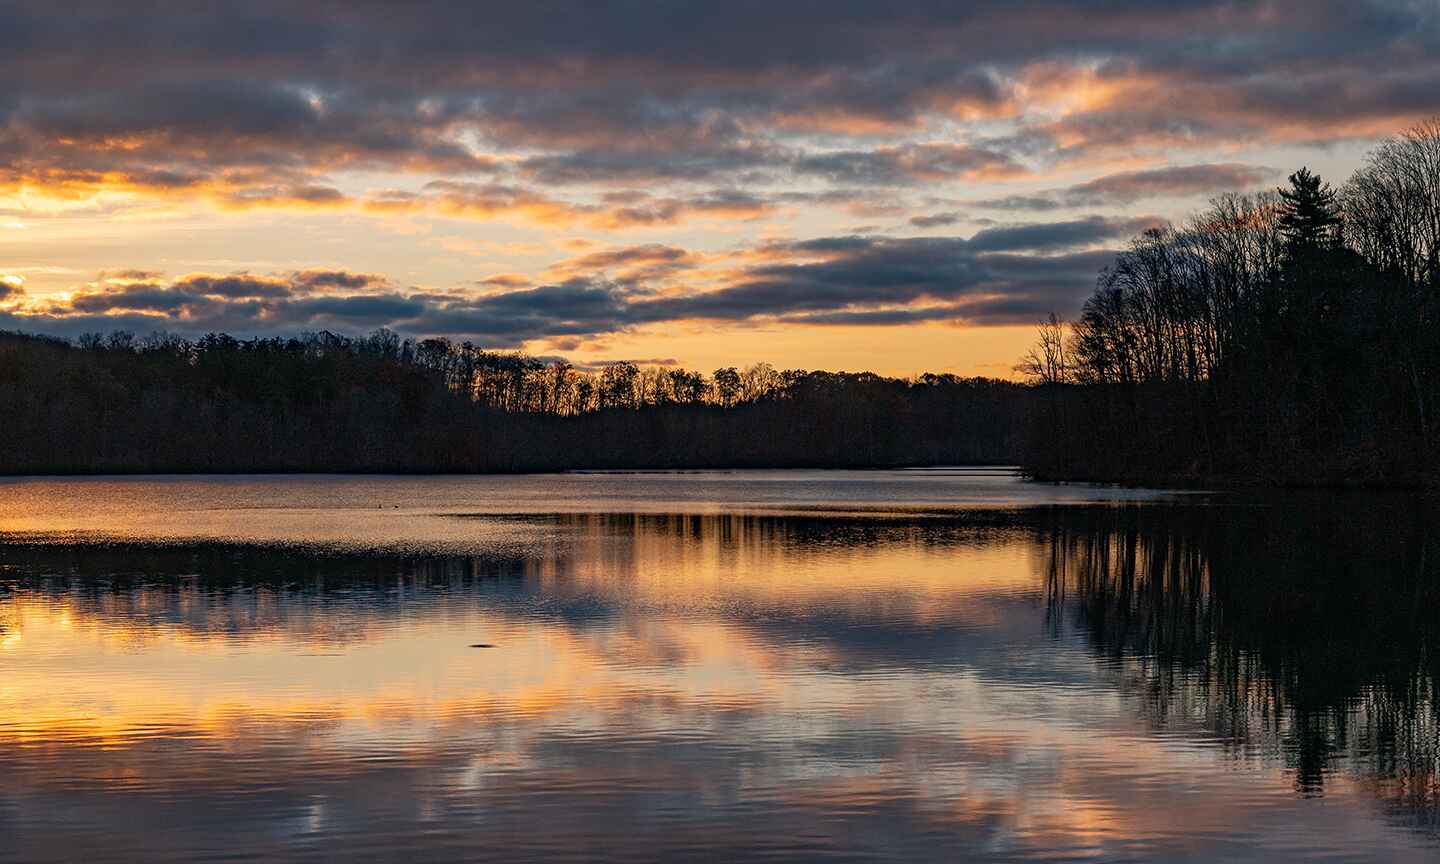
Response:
1020,120,1440,486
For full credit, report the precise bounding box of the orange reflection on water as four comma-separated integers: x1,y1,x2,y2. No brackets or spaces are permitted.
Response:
2,499,1436,862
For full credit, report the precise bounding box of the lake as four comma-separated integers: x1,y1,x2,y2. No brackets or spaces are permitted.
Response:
0,471,1435,862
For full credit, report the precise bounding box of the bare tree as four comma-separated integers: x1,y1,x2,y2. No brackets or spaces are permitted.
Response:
1343,119,1440,294
1017,312,1070,385
1342,118,1440,437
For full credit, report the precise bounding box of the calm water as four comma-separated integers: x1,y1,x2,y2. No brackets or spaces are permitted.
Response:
0,471,1435,862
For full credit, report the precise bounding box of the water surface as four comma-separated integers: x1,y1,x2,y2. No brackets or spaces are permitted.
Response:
0,472,1434,862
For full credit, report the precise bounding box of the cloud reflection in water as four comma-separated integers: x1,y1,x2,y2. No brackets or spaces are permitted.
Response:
0,503,1436,862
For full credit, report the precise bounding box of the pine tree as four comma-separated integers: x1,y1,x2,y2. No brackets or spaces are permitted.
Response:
1277,167,1342,257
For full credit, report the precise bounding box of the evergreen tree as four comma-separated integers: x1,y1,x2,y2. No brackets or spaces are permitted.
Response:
1277,167,1342,257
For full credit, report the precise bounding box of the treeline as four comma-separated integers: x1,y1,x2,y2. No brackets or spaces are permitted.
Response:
0,329,1029,473
1021,120,1440,486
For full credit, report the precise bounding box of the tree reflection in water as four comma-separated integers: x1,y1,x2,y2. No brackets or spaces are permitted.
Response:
1042,499,1440,833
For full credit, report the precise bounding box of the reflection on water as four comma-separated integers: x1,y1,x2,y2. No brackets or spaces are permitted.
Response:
0,469,1188,550
0,478,1436,862
1042,504,1440,835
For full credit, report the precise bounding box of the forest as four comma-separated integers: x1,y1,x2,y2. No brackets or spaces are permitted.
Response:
0,328,1028,473
1019,120,1440,486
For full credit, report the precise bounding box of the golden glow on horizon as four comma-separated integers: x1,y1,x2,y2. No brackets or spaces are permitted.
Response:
528,321,1038,378
0,51,1411,374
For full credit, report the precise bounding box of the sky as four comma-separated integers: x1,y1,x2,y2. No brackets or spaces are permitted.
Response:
2,1,1437,376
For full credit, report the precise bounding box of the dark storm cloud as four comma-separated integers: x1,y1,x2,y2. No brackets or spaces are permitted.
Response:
2,1,1435,199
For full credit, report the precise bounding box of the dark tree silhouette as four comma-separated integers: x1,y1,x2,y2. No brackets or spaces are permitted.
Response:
1278,167,1343,256
1016,312,1068,386
0,330,1032,473
1020,120,1440,486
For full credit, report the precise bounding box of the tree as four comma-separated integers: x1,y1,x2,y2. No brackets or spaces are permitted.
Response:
1016,312,1069,385
740,363,779,402
713,367,741,407
599,362,640,409
1278,168,1342,258
1013,122,1440,485
0,328,1034,473
1342,118,1440,439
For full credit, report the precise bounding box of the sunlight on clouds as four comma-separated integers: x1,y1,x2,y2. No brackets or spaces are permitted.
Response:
3,1,1434,370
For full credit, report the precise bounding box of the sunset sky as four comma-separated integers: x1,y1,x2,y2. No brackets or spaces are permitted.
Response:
2,2,1437,375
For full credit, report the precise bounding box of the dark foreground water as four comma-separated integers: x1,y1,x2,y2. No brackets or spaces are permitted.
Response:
0,471,1435,862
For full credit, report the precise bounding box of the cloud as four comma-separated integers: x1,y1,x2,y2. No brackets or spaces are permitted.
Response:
24,269,397,332
6,218,1133,341
625,237,1112,326
97,269,163,282
362,183,775,230
965,216,1164,252
595,189,774,228
169,274,293,299
973,164,1276,210
545,244,703,285
478,273,533,289
4,0,1434,352
1065,164,1277,204
292,270,387,292
408,281,633,342
2,1,1434,214
518,141,782,185
910,211,965,228
793,144,1024,185
0,274,25,301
